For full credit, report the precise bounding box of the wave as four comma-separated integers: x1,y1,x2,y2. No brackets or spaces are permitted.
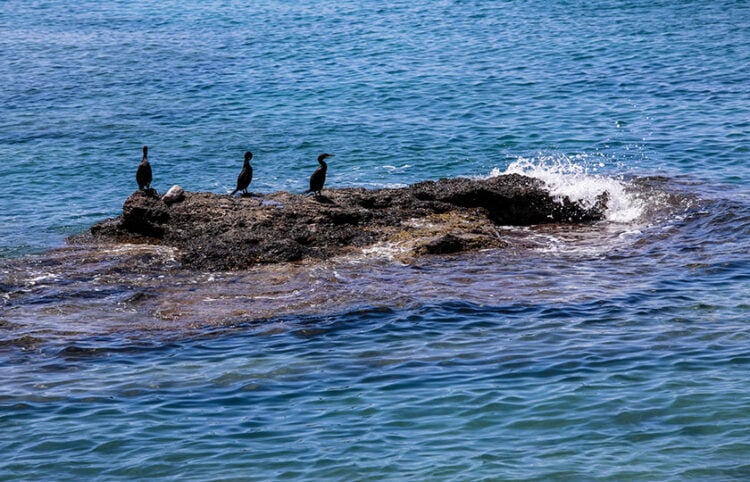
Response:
490,154,647,223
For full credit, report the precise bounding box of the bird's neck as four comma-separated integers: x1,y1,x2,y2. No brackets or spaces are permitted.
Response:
319,160,327,169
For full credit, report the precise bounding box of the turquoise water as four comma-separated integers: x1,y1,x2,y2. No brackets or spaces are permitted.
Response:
2,0,750,480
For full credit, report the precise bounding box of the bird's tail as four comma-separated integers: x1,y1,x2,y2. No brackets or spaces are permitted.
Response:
230,188,239,196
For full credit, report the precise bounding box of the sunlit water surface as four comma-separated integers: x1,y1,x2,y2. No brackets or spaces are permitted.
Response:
1,0,750,480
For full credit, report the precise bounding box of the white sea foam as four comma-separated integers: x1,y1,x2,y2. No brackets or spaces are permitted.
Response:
25,272,59,287
490,155,645,223
361,241,410,260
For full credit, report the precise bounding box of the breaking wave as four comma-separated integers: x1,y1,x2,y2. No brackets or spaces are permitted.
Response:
491,155,647,223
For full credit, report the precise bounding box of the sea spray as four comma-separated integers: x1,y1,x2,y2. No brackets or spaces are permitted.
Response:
492,155,646,223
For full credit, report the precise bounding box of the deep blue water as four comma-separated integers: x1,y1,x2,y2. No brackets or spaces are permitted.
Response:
2,0,750,480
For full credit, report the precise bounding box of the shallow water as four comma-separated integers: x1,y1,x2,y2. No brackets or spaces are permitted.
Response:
2,0,750,480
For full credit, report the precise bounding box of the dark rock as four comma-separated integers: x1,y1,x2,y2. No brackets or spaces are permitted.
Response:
120,190,171,238
416,234,466,255
410,174,604,224
88,174,608,270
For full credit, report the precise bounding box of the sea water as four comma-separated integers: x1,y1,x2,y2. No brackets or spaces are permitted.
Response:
1,0,750,480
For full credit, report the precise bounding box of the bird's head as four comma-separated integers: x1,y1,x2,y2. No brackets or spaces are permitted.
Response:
143,145,148,156
244,151,253,161
318,153,334,162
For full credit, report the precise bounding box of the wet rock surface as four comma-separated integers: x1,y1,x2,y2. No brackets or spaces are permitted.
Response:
88,174,608,270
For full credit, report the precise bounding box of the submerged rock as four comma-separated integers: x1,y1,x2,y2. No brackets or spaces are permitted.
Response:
89,174,608,270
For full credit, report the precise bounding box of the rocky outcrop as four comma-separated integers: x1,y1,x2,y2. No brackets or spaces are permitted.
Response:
89,174,608,270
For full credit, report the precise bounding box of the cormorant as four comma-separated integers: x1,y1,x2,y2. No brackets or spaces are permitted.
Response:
136,145,152,191
307,153,334,197
231,151,253,196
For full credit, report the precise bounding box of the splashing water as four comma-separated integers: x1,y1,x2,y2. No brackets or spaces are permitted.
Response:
492,155,646,223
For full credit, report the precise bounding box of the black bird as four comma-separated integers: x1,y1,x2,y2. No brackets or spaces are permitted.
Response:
307,153,334,197
231,151,253,196
136,145,152,191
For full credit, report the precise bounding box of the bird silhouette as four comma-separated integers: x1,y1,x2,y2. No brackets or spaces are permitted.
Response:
231,151,253,196
307,153,334,197
136,145,152,191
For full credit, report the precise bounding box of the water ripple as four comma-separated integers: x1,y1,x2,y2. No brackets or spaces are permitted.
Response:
2,0,750,479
